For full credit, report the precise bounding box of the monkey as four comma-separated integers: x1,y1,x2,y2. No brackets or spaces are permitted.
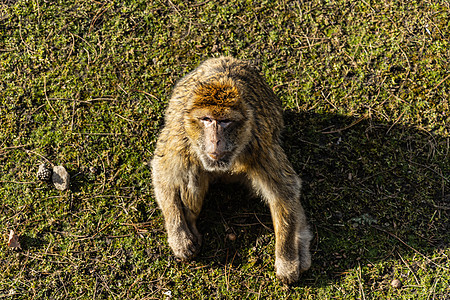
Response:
151,57,312,284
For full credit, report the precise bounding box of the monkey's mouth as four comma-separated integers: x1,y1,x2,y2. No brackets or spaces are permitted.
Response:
207,151,231,161
201,153,233,171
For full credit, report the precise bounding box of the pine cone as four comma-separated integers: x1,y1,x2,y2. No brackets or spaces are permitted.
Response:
37,164,52,181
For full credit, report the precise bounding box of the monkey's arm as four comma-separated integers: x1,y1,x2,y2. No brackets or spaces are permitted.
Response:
151,127,209,260
247,145,312,284
152,154,203,260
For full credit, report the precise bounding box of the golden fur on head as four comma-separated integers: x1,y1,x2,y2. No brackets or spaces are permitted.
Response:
190,78,243,118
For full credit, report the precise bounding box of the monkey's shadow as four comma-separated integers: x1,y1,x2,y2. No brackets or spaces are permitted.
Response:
197,110,449,287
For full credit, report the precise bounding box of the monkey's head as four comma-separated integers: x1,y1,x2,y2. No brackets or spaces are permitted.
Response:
184,77,254,172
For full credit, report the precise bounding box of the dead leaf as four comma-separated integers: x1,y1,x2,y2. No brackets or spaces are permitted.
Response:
8,230,21,249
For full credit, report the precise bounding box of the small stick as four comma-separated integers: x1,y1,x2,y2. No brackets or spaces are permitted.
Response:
373,225,449,271
357,263,366,300
398,251,420,285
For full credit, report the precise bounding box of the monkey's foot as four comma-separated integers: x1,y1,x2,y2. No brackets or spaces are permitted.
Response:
168,229,201,261
275,257,301,285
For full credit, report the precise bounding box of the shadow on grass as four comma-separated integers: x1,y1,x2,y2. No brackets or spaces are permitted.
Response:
19,235,46,250
195,110,449,287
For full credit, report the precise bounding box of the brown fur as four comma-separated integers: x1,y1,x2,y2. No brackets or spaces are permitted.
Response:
151,57,312,284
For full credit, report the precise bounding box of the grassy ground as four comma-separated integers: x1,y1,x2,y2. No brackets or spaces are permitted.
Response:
1,0,449,299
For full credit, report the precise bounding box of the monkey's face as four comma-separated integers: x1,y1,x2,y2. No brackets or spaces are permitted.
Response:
184,79,253,172
185,107,251,172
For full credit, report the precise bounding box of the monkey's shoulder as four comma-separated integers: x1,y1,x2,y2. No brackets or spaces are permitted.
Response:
153,130,198,167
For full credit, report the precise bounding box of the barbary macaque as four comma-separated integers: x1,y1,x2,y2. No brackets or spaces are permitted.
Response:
151,57,312,284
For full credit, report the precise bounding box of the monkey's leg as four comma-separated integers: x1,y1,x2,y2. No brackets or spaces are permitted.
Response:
249,152,311,284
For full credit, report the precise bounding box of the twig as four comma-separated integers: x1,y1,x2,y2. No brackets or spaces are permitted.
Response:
357,263,366,300
70,32,98,64
89,2,110,34
321,91,338,111
44,76,58,117
80,195,133,201
74,218,115,242
47,97,117,103
120,221,155,227
88,97,117,102
167,0,182,17
359,167,397,184
252,11,268,34
29,103,46,118
0,180,36,184
397,43,411,79
432,204,450,210
189,0,210,7
67,30,75,58
387,109,406,134
24,149,53,165
398,251,420,285
58,272,68,297
71,99,77,131
126,276,142,299
0,144,30,154
71,132,126,136
372,225,450,271
431,73,450,91
133,90,161,103
98,274,115,297
407,160,449,183
114,112,134,123
225,249,229,291
257,283,263,300
253,212,273,232
18,21,33,54
92,218,116,238
426,268,441,300
224,249,238,292
228,250,237,290
93,277,98,300
321,115,367,134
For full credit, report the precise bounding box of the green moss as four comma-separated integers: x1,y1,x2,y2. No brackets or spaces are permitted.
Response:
0,0,449,298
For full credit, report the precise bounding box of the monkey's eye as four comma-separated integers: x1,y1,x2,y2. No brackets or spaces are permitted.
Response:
200,117,212,122
219,120,232,127
199,117,214,126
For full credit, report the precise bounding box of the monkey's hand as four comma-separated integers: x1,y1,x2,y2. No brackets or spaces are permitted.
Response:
275,257,302,285
167,226,201,261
